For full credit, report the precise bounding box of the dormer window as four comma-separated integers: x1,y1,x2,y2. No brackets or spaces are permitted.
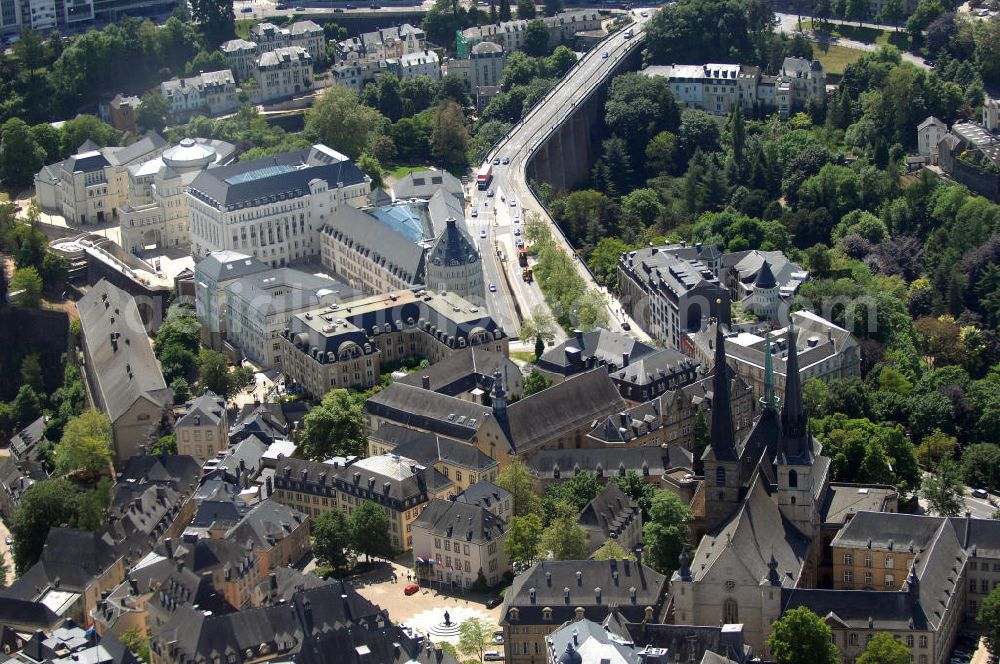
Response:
542,607,553,621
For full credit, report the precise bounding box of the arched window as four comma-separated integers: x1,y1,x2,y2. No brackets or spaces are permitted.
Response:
715,467,726,487
788,469,798,488
723,598,739,624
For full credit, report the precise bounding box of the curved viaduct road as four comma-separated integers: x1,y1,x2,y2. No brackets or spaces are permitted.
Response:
477,10,654,342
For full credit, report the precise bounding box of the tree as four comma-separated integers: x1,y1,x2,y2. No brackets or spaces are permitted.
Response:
377,73,404,122
592,539,635,561
646,130,679,174
348,501,394,561
547,45,577,77
497,459,543,516
300,389,366,459
312,509,352,573
522,369,552,396
54,410,113,477
915,428,956,468
981,585,1000,658
523,20,550,57
879,0,902,26
498,0,512,20
170,377,192,405
120,627,150,663
190,0,235,43
605,74,680,155
517,0,536,17
400,75,439,116
507,513,542,567
10,267,42,307
768,607,839,664
544,471,602,514
20,354,43,392
519,306,557,345
306,86,387,160
540,501,589,559
962,443,1000,492
198,348,233,397
151,434,176,455
921,459,965,516
535,334,545,361
457,617,492,661
620,189,662,241
136,91,169,133
0,119,46,187
575,290,610,331
357,153,385,189
12,479,82,573
431,101,470,167
858,632,911,664
642,490,691,575
543,0,562,16
612,471,659,513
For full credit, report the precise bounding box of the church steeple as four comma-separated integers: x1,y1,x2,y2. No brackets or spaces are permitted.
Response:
778,323,810,460
761,332,779,412
491,367,507,417
705,322,738,462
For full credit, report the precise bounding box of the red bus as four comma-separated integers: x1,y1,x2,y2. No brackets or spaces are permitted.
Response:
477,163,493,190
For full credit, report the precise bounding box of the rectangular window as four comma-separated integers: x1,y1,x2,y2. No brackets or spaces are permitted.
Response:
844,570,853,584
843,553,853,565
444,540,450,551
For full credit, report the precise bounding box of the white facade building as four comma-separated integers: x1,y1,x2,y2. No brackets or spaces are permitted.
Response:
252,46,313,103
160,70,239,122
119,138,236,254
393,49,441,80
186,145,370,268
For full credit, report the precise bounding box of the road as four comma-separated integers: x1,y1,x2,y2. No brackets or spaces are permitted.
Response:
469,10,655,343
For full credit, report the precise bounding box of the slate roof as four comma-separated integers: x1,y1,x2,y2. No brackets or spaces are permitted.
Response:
545,618,642,664
253,567,330,607
365,384,488,442
830,511,948,553
819,484,898,527
722,250,806,295
64,150,111,174
427,218,479,270
499,369,626,454
392,168,464,202
226,268,361,318
104,132,168,167
77,280,171,423
0,456,48,517
225,498,308,554
411,498,506,544
501,560,667,626
454,481,510,511
189,499,245,529
538,328,658,374
527,446,692,480
175,391,226,428
212,436,268,483
371,423,497,472
687,474,811,585
395,347,519,398
610,348,699,389
148,581,388,663
188,145,367,210
586,399,665,445
195,251,270,283
918,116,946,130
578,483,640,546
321,204,425,285
274,455,453,508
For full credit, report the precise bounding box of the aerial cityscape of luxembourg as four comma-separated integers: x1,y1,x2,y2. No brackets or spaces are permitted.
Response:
0,0,997,661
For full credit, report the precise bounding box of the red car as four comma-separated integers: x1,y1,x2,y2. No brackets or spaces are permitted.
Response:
404,583,420,596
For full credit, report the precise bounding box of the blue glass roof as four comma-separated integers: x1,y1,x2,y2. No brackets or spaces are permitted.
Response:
370,203,434,243
225,164,297,185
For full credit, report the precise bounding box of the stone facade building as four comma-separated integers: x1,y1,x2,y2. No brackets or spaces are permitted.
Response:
411,498,509,589
160,70,239,122
279,288,506,395
174,391,228,462
186,145,370,266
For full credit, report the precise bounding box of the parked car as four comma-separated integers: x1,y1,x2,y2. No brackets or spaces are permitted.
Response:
4,536,11,546
510,198,517,207
972,488,989,499
485,596,503,608
484,653,504,662
241,6,253,12
480,229,487,239
404,583,420,595
489,282,497,292
502,155,510,164
602,51,609,58
492,157,501,165
487,188,494,197
514,228,521,236
471,208,478,217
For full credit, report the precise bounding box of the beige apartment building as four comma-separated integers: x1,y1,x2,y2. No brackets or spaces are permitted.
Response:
279,288,507,395
252,47,313,103
174,391,228,463
271,454,453,551
411,498,509,589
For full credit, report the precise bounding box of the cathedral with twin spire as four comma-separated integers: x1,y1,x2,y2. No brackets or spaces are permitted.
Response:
671,322,896,656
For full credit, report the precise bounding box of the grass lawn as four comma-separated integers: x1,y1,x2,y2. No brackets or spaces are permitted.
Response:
810,42,867,75
803,20,910,49
510,350,537,364
386,164,430,180
235,18,255,39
